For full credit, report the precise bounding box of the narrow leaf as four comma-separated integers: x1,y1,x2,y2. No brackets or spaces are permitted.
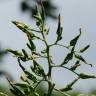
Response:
14,83,29,88
18,59,37,83
75,54,93,67
79,73,96,79
61,53,73,65
60,77,79,91
70,60,80,71
7,49,23,57
31,60,45,77
70,30,81,47
14,83,34,92
10,89,19,96
28,38,36,51
26,43,32,51
22,49,28,58
7,78,25,96
12,21,29,31
61,47,74,66
41,3,45,22
18,58,25,71
24,70,37,83
27,32,36,40
80,45,90,53
56,14,63,43
12,21,36,40
12,85,25,96
75,54,87,64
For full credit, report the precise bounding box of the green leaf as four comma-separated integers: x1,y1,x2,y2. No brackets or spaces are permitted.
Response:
20,57,28,62
7,78,22,96
14,83,29,88
11,85,25,96
12,21,36,40
34,15,42,25
70,29,81,47
75,54,92,67
80,45,90,53
10,89,19,96
79,73,96,79
61,53,73,66
56,14,63,43
33,6,42,26
61,47,74,66
28,38,36,51
18,59,37,83
34,5,45,25
7,49,23,57
18,59,26,71
41,4,45,22
14,83,34,95
27,43,32,51
24,70,37,83
70,60,80,71
12,21,31,35
12,21,29,31
60,78,79,91
75,54,87,64
22,49,28,58
31,60,45,77
27,32,36,40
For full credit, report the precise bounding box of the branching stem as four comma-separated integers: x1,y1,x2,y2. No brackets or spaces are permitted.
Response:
52,65,79,76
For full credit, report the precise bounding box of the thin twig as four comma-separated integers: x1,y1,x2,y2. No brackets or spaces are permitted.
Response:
50,43,69,49
52,65,79,76
28,28,41,33
54,88,71,96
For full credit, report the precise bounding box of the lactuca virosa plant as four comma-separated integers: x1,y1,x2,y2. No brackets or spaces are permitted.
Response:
6,4,96,96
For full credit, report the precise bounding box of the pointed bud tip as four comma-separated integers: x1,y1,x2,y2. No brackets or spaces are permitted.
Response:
12,21,17,25
6,48,12,52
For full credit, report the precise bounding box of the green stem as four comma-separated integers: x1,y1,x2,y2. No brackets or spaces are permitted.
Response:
40,22,52,78
54,88,71,96
47,82,55,96
40,22,53,96
50,43,81,54
28,28,41,33
46,45,53,96
46,46,52,77
50,43,69,49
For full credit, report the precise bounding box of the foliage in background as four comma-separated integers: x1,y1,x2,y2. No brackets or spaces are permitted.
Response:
0,45,10,96
21,0,57,19
0,45,6,62
0,45,8,77
2,3,96,96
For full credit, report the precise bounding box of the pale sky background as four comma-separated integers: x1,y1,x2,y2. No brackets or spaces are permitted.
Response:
0,0,96,93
